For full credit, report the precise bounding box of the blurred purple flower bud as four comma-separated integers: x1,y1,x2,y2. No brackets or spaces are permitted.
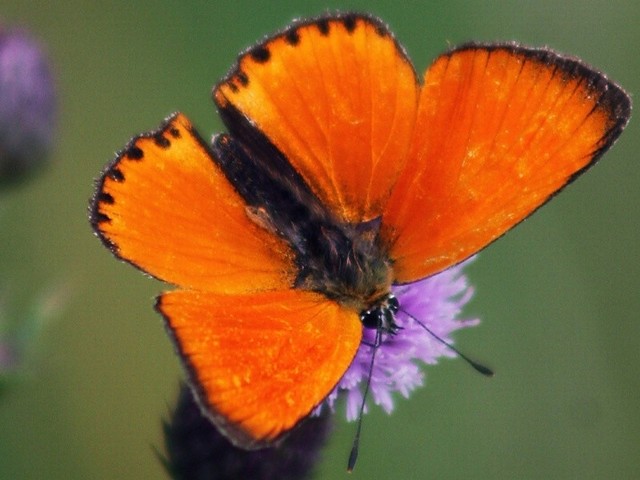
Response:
163,384,332,480
0,25,56,185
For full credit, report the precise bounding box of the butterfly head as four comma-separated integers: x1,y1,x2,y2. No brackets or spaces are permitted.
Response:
359,293,401,334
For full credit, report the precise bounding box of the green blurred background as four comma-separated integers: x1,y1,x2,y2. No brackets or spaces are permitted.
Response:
1,1,638,478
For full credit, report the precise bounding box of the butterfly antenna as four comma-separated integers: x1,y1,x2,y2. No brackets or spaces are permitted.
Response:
347,328,381,472
401,308,494,377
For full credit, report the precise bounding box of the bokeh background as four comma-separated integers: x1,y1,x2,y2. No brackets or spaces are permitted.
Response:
1,1,639,479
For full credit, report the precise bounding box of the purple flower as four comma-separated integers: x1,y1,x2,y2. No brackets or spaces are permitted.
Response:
0,26,56,184
318,259,479,420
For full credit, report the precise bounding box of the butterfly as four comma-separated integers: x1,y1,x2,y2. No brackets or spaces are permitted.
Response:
91,13,630,452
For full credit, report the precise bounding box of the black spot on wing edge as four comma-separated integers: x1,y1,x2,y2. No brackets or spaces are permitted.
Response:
126,145,143,160
168,126,181,139
285,28,300,45
107,166,124,182
316,18,330,35
342,14,357,32
249,45,270,63
236,71,249,87
153,131,171,148
99,192,114,204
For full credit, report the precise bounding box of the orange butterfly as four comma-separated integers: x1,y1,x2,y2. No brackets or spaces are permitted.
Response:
91,13,630,452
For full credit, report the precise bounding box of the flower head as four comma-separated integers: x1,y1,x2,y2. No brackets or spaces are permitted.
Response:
0,25,56,185
319,260,479,420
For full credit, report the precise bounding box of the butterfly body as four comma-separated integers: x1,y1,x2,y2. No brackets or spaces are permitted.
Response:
91,13,630,450
213,130,394,315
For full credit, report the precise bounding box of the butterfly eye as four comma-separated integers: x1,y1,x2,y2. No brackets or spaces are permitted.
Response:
360,308,380,330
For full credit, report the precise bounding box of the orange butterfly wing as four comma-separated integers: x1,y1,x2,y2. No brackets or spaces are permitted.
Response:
91,113,296,294
214,14,418,223
157,289,361,448
92,113,363,447
382,45,631,283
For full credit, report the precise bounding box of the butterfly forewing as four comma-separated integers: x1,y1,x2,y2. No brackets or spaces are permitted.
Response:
91,113,297,293
382,45,631,283
214,14,419,224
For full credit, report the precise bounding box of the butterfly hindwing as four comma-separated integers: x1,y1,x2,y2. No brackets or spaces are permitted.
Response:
382,44,631,283
91,113,296,293
157,289,362,448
